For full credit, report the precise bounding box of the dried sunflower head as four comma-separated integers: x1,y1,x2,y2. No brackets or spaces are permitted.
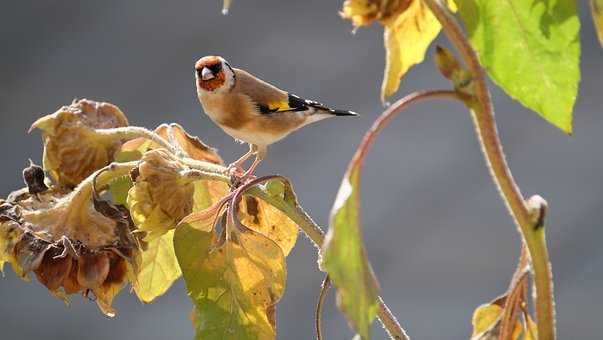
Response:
128,149,198,239
0,184,141,317
30,99,129,187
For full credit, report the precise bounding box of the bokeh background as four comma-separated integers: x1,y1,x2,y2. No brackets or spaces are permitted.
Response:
1,1,601,339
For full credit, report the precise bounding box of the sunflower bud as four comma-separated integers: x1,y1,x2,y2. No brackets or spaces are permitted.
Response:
30,99,129,187
128,149,196,239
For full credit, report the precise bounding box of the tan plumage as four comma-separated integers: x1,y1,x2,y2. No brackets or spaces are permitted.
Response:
194,55,357,178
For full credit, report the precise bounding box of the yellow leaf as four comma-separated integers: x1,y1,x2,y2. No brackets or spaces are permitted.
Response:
592,0,603,46
238,196,297,256
175,218,286,340
524,312,538,340
120,123,223,165
471,303,503,338
381,0,442,102
133,230,182,303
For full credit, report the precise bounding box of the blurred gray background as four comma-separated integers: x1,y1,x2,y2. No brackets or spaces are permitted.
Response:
1,1,601,339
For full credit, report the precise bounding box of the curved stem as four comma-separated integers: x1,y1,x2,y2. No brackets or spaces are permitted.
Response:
315,275,331,340
351,90,463,169
423,1,555,339
66,161,138,212
93,127,178,154
247,181,409,340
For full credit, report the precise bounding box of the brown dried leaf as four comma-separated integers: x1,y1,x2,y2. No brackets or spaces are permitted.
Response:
120,123,223,164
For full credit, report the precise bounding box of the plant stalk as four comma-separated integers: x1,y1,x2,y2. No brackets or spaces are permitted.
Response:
422,1,555,338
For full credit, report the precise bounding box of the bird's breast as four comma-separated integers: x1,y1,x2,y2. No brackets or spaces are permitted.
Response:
198,93,253,130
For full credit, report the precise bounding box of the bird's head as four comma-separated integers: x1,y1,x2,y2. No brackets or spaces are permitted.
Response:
195,56,235,94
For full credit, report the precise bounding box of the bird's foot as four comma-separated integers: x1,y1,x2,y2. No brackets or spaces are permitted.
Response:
224,163,245,178
225,163,256,188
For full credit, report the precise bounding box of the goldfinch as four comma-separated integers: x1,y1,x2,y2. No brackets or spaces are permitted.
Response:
194,55,357,178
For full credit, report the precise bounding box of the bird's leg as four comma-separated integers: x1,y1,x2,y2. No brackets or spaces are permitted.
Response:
240,145,266,179
225,144,256,177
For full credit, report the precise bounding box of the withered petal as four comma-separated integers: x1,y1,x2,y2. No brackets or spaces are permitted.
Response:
34,247,73,291
77,251,110,289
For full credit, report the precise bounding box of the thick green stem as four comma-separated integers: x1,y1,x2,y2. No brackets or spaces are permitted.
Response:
423,1,555,339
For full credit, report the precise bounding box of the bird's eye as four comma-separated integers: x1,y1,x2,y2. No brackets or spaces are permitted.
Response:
208,63,222,73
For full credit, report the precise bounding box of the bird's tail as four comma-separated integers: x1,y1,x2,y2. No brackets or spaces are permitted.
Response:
330,109,358,116
309,102,358,117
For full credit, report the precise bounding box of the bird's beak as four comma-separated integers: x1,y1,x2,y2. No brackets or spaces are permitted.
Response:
201,67,215,81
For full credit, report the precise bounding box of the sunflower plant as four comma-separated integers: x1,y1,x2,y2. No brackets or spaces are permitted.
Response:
3,1,602,340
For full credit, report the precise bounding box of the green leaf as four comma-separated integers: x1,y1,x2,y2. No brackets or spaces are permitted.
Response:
109,176,133,206
174,214,286,340
322,167,380,340
133,230,182,303
457,0,581,133
592,0,603,46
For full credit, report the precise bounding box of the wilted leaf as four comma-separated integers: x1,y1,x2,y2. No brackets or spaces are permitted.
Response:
30,99,129,187
238,179,298,256
381,0,443,102
457,0,581,133
471,286,537,340
120,123,223,164
133,230,181,303
0,206,23,275
322,168,379,340
175,212,286,340
341,0,455,102
592,0,603,46
472,303,503,338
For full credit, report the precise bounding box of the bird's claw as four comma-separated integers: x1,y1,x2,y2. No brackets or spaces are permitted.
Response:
224,163,245,178
225,163,257,188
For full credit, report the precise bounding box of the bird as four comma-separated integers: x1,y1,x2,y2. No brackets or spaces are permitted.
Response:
194,55,358,180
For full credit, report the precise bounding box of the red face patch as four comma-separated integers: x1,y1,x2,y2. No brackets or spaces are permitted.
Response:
195,56,226,92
